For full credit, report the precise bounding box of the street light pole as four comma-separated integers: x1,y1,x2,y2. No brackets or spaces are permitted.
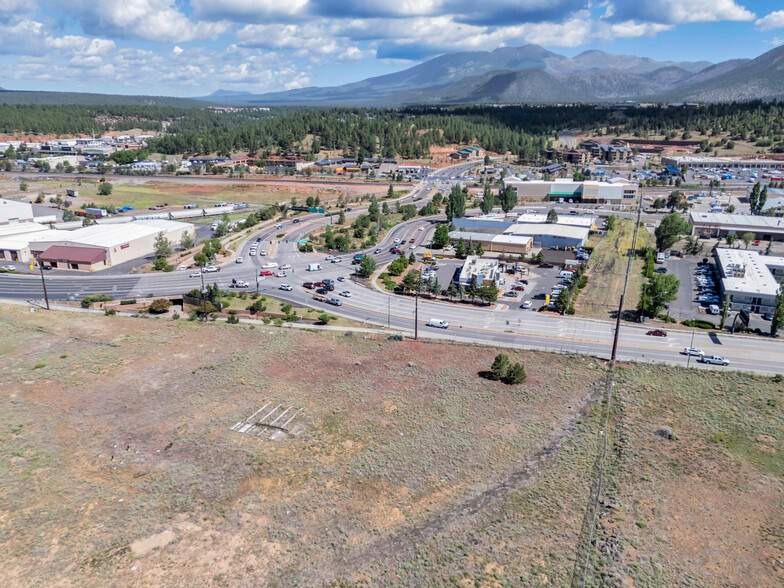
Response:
414,277,420,340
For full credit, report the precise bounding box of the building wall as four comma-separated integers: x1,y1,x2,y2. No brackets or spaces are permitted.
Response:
0,200,35,225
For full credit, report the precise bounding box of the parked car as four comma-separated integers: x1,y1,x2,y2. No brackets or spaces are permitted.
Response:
302,282,314,289
654,267,667,273
280,264,291,270
279,284,293,291
513,285,526,291
700,355,730,366
315,287,327,295
646,329,667,337
521,300,533,309
1,264,17,271
503,291,518,298
275,271,287,277
682,347,704,356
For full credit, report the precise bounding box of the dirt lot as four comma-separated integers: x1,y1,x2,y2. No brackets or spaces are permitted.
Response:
578,218,653,321
1,305,781,586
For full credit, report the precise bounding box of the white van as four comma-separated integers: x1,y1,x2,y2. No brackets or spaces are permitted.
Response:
307,263,322,272
428,318,448,329
262,262,279,269
656,252,665,264
708,304,720,315
559,270,574,279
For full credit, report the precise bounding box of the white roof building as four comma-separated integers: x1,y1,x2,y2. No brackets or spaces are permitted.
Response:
715,248,783,312
457,255,502,287
0,199,34,225
690,212,784,241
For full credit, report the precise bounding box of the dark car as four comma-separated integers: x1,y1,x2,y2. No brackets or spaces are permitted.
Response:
324,283,335,291
293,219,300,223
315,287,327,295
539,262,554,268
533,292,547,299
654,267,667,274
646,329,667,337
302,282,315,289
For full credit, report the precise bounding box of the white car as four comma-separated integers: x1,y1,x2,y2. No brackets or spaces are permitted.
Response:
275,271,287,277
682,347,704,356
275,223,282,229
279,284,293,291
409,244,417,250
236,256,243,264
259,250,266,256
189,271,202,278
204,266,219,273
521,300,532,309
280,264,291,270
339,290,351,297
249,250,257,256
418,226,424,231
394,238,401,243
332,257,342,263
1,264,17,271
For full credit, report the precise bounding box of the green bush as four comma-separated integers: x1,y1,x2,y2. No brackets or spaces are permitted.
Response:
503,363,527,385
104,309,116,316
148,298,172,314
120,299,137,305
682,319,716,329
81,294,113,308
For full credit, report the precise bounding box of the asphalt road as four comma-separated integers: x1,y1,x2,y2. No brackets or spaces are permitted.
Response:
2,163,783,375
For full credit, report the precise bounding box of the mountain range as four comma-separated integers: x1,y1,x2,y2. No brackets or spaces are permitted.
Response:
195,44,784,106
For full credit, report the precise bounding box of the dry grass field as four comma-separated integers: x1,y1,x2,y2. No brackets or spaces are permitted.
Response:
0,304,781,586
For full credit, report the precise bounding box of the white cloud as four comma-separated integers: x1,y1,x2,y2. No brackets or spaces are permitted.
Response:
756,11,784,32
71,0,231,43
609,0,755,25
192,0,310,22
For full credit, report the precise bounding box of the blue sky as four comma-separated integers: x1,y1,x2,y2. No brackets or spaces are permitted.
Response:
1,1,783,96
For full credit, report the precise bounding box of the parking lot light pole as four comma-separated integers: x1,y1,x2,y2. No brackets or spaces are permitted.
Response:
34,255,50,310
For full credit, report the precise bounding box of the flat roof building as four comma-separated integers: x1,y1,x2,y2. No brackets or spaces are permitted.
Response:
714,248,784,313
31,220,194,271
457,255,501,287
689,212,784,241
503,178,637,203
662,156,784,170
0,199,34,225
448,231,533,256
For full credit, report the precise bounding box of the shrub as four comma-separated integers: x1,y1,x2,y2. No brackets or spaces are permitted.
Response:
33,362,46,369
148,298,172,314
104,309,116,316
388,333,404,341
682,319,715,329
120,299,137,305
503,363,527,385
490,353,510,381
81,294,113,308
172,312,180,320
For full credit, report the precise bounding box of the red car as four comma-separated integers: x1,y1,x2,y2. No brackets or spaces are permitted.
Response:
313,281,325,287
302,282,314,289
259,270,274,276
513,285,526,291
646,329,667,337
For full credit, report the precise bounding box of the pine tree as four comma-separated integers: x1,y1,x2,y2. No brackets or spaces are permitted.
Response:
490,354,510,381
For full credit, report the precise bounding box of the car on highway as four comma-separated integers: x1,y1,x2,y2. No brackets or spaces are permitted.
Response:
394,238,401,243
275,223,282,229
337,276,346,282
259,250,267,256
700,355,730,366
230,279,249,288
1,264,17,271
204,266,219,272
189,271,202,278
409,238,415,243
418,226,424,231
374,248,382,254
236,256,243,264
646,329,667,337
390,247,402,254
521,300,533,309
279,284,293,291
326,297,343,306
339,290,351,297
255,237,262,242
249,250,256,256
332,257,342,263
292,219,300,223
259,270,274,276
409,244,417,250
682,347,704,356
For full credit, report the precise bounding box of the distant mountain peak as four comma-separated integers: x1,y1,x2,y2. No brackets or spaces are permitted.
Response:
208,89,253,97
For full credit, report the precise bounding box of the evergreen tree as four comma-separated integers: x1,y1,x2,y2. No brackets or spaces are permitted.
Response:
480,182,495,215
500,185,517,213
490,354,510,381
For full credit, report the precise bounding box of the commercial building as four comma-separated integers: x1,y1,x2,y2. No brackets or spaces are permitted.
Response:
661,156,784,170
0,199,35,225
689,212,784,241
0,223,60,262
453,212,594,234
448,231,533,256
714,248,784,314
503,223,589,249
30,219,194,271
502,178,638,203
456,255,502,287
541,147,590,165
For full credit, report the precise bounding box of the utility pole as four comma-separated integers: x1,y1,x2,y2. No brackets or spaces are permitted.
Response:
35,255,50,310
387,295,391,329
414,277,420,340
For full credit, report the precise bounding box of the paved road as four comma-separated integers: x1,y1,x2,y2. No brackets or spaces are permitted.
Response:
2,163,783,374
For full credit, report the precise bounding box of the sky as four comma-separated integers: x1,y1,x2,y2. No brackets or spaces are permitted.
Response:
2,1,784,97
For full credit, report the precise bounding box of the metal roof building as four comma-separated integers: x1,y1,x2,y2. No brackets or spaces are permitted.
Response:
689,212,784,241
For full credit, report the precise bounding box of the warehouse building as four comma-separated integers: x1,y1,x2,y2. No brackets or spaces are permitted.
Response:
0,223,61,262
0,199,35,225
448,231,533,255
30,220,194,271
662,156,784,170
502,178,637,203
689,212,784,241
714,248,784,314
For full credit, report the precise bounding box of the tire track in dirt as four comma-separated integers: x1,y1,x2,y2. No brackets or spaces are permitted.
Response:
310,379,607,583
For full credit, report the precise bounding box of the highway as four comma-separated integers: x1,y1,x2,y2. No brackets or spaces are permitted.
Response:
2,163,783,374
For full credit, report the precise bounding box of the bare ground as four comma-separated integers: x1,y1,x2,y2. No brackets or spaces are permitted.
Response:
0,305,782,586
